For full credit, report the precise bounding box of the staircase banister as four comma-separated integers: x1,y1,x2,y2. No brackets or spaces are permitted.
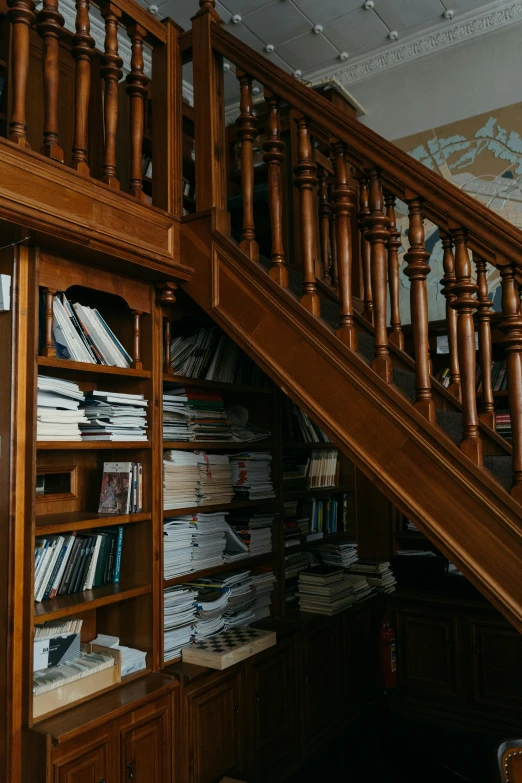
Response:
210,23,522,272
94,0,168,42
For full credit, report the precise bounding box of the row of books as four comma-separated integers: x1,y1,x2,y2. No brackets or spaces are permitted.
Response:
45,292,132,368
436,361,508,392
496,410,512,441
34,526,124,603
163,450,275,510
287,402,330,443
170,326,265,386
283,449,340,490
98,462,143,515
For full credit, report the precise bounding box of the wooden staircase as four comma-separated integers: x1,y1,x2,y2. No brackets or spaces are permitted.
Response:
180,0,522,636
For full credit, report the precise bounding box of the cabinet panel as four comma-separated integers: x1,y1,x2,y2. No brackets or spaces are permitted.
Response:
396,610,461,701
119,698,171,783
301,620,344,748
470,618,522,712
51,727,112,783
184,670,244,783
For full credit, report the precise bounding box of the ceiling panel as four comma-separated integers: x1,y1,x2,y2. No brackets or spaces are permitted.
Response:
374,0,446,32
276,31,340,71
323,6,389,55
244,1,311,45
291,0,363,25
219,0,274,16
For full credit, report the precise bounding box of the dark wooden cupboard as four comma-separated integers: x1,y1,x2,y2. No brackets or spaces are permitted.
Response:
51,726,112,783
117,696,172,783
469,617,522,714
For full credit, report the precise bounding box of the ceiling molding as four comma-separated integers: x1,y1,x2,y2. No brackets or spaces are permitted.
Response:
307,0,522,86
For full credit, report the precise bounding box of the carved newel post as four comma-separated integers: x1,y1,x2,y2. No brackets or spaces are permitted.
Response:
157,283,178,375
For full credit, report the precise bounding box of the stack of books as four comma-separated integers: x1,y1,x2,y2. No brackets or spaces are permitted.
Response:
163,585,198,661
297,566,356,615
223,571,257,627
344,573,376,602
285,552,311,605
163,387,233,442
300,496,347,535
34,526,124,602
496,411,512,441
349,560,397,594
163,450,234,509
48,292,132,367
164,513,230,577
282,454,308,491
162,391,190,441
170,326,264,386
312,540,358,568
98,462,143,515
80,390,148,441
252,568,276,620
191,587,230,641
282,449,340,489
288,402,331,443
283,500,312,542
229,452,275,500
36,375,86,441
228,513,274,556
163,518,194,579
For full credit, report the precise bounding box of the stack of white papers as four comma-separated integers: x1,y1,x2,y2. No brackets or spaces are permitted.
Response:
37,375,86,441
163,391,191,441
163,586,198,661
91,634,147,677
190,587,230,641
163,519,194,579
163,450,234,510
80,390,148,441
229,452,276,501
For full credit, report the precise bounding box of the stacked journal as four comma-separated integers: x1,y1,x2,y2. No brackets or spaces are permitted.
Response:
163,585,198,661
297,566,356,615
343,573,376,602
191,587,230,641
252,568,276,620
229,452,275,500
163,450,234,509
228,513,274,556
170,326,264,385
36,375,86,441
349,561,397,594
80,390,148,441
163,387,233,442
311,540,358,568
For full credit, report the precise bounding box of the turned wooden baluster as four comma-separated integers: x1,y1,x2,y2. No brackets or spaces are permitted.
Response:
131,310,143,370
357,175,373,324
293,113,320,316
384,192,404,350
7,0,36,146
440,231,461,400
42,287,57,357
499,262,522,501
403,195,435,421
37,0,65,161
318,167,331,284
71,0,95,174
365,168,392,380
126,24,149,200
450,226,482,464
327,180,339,288
332,142,357,350
101,2,123,188
163,316,173,375
157,282,178,375
474,254,495,429
236,71,259,260
262,88,287,286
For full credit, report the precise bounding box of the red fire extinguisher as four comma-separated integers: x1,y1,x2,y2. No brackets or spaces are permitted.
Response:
379,614,397,691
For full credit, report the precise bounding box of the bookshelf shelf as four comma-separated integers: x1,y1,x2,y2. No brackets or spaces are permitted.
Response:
33,581,152,623
38,356,151,379
163,441,274,450
283,484,353,500
162,373,272,395
35,511,152,535
37,441,151,450
163,498,277,518
164,552,272,587
282,442,335,449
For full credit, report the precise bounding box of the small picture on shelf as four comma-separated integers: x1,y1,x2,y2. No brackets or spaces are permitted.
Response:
98,461,143,514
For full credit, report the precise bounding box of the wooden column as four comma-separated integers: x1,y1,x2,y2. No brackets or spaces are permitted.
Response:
318,167,331,284
41,287,57,357
236,69,259,261
262,89,287,286
332,142,357,350
327,180,338,288
7,0,36,147
365,167,392,381
357,175,373,324
498,263,522,501
100,2,123,188
440,231,461,400
37,0,65,161
384,192,404,350
131,310,143,370
71,0,95,174
450,226,482,465
126,24,149,200
293,113,320,316
403,195,435,421
475,254,495,430
192,0,228,228
157,282,177,376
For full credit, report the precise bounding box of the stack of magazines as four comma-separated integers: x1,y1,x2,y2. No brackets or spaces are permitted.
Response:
252,568,276,620
48,292,132,367
163,585,198,661
80,390,148,441
163,387,233,442
170,326,264,385
37,375,86,441
191,587,230,641
163,450,234,509
228,513,274,556
229,452,275,501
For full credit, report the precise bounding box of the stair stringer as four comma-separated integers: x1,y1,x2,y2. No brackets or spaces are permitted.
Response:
181,213,522,633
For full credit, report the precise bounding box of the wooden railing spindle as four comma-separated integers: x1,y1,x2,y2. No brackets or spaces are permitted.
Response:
318,167,331,284
37,0,65,161
498,263,522,500
384,192,404,350
475,254,495,429
126,24,149,200
262,88,287,286
131,310,143,370
236,69,259,261
440,232,461,400
42,288,57,357
293,113,320,316
71,0,95,174
403,195,435,421
332,142,357,350
357,175,373,324
327,180,338,288
7,0,36,147
450,226,483,464
101,2,123,188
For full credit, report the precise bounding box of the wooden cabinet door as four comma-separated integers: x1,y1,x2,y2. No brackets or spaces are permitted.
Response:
184,669,244,783
245,638,298,779
51,726,112,783
470,618,522,713
396,609,462,702
118,697,171,783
